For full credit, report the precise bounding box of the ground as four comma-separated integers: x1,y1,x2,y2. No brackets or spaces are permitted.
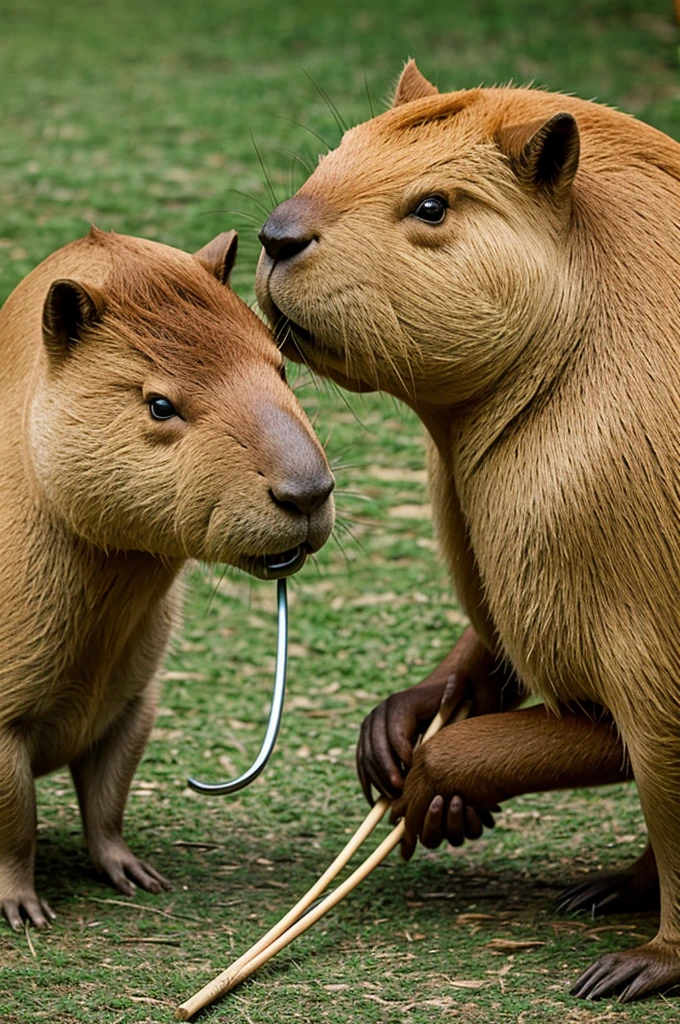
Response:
1,1,680,1020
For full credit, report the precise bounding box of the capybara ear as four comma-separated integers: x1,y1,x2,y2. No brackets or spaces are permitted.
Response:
497,112,580,195
392,59,440,107
195,230,239,285
42,279,106,362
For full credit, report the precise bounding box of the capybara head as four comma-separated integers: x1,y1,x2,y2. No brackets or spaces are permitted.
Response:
256,60,582,408
28,228,334,576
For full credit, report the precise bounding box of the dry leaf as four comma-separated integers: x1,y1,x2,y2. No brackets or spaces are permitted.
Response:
350,591,398,608
218,754,237,774
161,670,207,681
366,464,427,484
485,938,545,951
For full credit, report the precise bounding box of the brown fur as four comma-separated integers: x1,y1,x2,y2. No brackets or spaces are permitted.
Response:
0,227,334,929
256,61,680,1000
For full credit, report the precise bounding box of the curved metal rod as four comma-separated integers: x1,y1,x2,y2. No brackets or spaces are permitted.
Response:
187,577,288,795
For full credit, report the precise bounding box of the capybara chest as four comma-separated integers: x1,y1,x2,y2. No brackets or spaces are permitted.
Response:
14,577,177,776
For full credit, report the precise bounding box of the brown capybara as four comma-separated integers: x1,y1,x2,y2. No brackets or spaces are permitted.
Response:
256,58,680,1001
0,226,334,931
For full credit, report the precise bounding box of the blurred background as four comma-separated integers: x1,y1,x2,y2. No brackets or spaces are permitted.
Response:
2,3,679,1022
3,0,679,299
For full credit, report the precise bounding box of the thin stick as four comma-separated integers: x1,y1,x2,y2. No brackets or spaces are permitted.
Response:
175,798,389,1019
176,702,469,1020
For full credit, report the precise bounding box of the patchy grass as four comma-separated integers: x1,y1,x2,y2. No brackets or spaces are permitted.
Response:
2,0,680,1021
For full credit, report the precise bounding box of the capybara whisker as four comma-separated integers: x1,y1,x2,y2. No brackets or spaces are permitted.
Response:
250,132,280,210
302,69,349,135
225,187,274,219
279,115,334,155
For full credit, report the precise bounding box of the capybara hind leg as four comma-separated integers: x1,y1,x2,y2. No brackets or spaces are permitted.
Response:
571,725,680,1001
0,733,55,930
70,682,170,896
557,843,659,917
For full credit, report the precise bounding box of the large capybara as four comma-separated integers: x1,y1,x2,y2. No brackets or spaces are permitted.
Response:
255,59,680,1000
0,226,334,931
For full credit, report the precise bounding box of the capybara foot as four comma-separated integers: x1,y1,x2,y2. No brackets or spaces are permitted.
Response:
2,889,56,930
556,844,659,916
571,940,680,1001
556,871,660,917
91,837,171,897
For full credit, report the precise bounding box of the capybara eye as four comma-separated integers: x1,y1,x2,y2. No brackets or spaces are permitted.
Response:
412,196,448,224
148,396,178,421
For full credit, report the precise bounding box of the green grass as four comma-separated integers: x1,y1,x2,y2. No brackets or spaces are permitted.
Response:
1,1,680,1021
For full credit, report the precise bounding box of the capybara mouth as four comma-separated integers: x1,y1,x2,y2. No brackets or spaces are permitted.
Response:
248,544,308,580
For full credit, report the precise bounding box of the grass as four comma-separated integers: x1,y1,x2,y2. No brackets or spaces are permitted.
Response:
1,0,680,1021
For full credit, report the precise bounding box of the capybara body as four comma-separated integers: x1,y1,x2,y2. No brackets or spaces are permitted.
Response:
0,227,334,929
256,60,680,1000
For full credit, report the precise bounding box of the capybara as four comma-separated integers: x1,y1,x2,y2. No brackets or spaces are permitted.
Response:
0,227,334,930
255,59,680,1000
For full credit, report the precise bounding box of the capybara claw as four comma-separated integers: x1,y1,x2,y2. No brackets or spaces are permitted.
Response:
94,839,171,897
556,874,658,917
571,942,680,1002
557,847,659,917
2,893,56,931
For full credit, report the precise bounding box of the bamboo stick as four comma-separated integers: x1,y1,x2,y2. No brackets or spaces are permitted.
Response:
175,798,390,1020
176,701,469,1020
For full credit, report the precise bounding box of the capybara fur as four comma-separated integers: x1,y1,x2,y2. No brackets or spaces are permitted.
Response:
0,227,334,930
256,59,680,1001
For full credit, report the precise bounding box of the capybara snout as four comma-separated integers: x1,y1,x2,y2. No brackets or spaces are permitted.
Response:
259,196,325,264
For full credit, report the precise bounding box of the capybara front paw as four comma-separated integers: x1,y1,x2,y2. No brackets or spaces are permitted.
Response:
571,940,680,1002
1,890,56,931
91,838,171,897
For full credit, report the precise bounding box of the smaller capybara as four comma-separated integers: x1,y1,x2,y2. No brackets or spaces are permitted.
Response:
256,59,680,1000
0,227,334,930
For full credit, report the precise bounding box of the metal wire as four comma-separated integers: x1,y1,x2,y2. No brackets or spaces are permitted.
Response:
187,577,289,795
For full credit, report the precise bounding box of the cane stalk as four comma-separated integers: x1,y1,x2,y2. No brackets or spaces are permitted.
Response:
176,701,470,1020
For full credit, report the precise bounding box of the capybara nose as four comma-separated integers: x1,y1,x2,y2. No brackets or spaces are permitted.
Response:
259,198,318,262
259,403,335,517
270,471,334,517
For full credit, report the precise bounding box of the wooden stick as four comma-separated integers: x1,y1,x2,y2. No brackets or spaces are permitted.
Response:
175,798,390,1020
176,701,469,1020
